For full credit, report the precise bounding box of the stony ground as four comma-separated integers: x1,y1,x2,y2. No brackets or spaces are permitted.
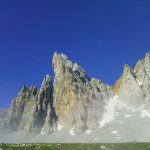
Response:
0,143,150,150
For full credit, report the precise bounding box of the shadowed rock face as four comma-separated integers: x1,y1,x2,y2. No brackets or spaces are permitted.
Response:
40,76,58,134
52,52,114,134
6,76,57,133
0,109,8,128
6,85,37,130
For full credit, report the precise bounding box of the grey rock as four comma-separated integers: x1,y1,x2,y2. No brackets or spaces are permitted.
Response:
0,108,8,128
6,75,56,134
6,85,36,130
114,53,150,107
41,104,57,134
114,65,144,106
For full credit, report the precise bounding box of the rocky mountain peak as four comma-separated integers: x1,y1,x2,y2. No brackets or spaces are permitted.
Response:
41,75,52,89
113,53,150,106
113,64,135,95
6,75,55,133
1,52,150,143
134,53,150,78
18,85,37,99
52,52,113,134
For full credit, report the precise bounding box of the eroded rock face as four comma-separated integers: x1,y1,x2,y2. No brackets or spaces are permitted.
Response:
113,53,150,106
7,75,56,133
17,86,38,132
52,52,114,134
134,53,150,96
7,85,37,130
39,76,57,134
41,104,57,134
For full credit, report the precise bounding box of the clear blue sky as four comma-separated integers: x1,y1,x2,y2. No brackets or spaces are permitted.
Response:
0,0,150,108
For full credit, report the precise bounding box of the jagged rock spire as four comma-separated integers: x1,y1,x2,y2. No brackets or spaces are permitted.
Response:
113,53,150,106
6,75,55,133
52,52,113,134
1,52,150,142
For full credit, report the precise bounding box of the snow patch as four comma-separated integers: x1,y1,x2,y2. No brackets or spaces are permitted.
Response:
99,95,119,127
46,75,50,78
100,145,106,149
124,114,133,118
136,79,143,86
57,123,63,130
69,128,75,136
40,128,46,135
111,130,122,139
112,131,118,134
141,109,150,118
85,129,92,134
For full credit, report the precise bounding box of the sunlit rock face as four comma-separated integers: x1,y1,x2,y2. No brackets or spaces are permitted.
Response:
52,52,114,134
113,53,150,107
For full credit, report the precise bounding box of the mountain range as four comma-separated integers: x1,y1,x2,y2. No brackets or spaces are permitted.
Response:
0,52,150,143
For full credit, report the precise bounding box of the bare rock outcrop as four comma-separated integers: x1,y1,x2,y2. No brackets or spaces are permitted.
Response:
113,53,150,106
52,52,114,134
6,85,37,130
7,75,56,133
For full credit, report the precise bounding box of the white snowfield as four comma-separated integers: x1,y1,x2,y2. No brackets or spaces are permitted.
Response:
69,128,75,136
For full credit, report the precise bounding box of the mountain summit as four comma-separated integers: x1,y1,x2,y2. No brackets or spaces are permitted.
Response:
0,52,150,143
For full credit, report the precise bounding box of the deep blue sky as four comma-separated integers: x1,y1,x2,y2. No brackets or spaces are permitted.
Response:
0,0,150,108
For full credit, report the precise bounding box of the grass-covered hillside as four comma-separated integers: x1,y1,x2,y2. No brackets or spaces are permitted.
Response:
0,143,150,150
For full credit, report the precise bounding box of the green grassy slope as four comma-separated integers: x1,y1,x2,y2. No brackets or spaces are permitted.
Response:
0,143,150,150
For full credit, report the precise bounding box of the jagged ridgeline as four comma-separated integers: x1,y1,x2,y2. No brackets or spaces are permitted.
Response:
6,75,57,134
3,52,113,134
114,53,150,106
0,52,150,143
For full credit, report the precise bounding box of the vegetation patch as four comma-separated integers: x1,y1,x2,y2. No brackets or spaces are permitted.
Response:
0,143,150,150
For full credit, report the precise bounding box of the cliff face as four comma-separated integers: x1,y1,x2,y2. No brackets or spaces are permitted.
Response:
2,52,150,139
52,52,113,134
6,85,37,130
113,53,150,106
6,75,57,133
3,52,114,135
